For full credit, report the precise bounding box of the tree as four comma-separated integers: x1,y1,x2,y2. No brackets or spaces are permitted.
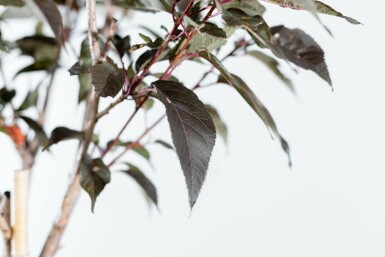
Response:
0,0,359,256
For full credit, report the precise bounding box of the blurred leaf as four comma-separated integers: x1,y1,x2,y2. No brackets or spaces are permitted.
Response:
153,80,216,208
154,139,173,150
270,25,332,86
0,5,33,19
113,35,131,57
80,157,111,212
19,115,48,145
140,33,163,49
68,63,79,76
143,98,154,111
78,73,91,103
122,163,158,206
201,22,227,38
0,0,25,7
89,61,125,98
14,61,57,77
222,0,265,16
133,144,150,161
80,36,106,69
0,88,16,108
114,0,172,12
205,104,228,144
16,35,58,61
188,23,227,53
314,1,361,24
221,7,271,48
199,50,291,165
265,0,360,24
17,87,39,111
43,127,83,151
265,0,333,33
25,0,63,44
247,50,294,92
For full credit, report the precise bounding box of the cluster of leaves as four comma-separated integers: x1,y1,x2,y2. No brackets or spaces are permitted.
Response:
0,0,360,212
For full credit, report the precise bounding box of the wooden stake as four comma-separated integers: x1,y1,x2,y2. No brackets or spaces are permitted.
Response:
13,169,29,257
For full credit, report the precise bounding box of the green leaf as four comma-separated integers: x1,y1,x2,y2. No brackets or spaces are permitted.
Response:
200,22,227,38
116,0,172,13
122,163,158,206
89,61,125,98
14,61,56,77
16,35,58,62
219,74,291,166
221,7,271,48
265,0,360,24
26,0,63,44
17,87,39,111
263,0,333,33
80,157,111,212
138,33,163,48
117,141,152,162
153,80,216,209
43,127,83,151
188,23,227,53
199,50,235,86
0,0,24,7
205,104,228,144
79,36,106,69
78,73,91,103
133,145,151,161
19,115,48,145
222,1,265,16
154,139,174,150
313,1,361,24
270,25,332,86
247,50,294,92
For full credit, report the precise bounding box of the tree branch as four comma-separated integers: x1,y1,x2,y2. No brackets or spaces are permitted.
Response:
39,0,101,255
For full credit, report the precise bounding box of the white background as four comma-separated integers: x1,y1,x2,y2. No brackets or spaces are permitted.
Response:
1,0,385,256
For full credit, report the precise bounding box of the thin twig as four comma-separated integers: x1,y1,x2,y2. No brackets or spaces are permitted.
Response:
108,114,166,167
101,105,141,157
96,96,124,120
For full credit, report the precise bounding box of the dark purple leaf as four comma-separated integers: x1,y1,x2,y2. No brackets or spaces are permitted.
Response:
43,127,83,151
80,157,111,212
89,61,125,98
271,25,332,86
153,80,216,209
122,163,158,206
